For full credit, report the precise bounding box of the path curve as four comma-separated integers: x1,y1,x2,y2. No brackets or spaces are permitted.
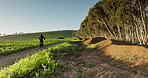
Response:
0,42,64,68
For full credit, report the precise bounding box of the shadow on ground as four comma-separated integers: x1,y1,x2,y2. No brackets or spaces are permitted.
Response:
55,40,148,78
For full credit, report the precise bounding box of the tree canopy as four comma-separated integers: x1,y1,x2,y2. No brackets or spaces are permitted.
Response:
74,0,148,44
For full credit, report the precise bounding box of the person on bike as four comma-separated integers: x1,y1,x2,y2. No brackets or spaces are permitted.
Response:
39,34,45,47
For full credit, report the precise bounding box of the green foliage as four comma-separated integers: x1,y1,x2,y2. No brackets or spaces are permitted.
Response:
59,63,69,68
138,57,145,62
115,56,121,60
49,42,78,53
86,44,97,51
85,62,96,67
0,39,65,56
0,42,78,78
62,74,68,78
73,73,82,78
55,53,66,58
0,49,57,78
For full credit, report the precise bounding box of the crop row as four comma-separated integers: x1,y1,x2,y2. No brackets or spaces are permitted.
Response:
0,42,78,78
0,39,65,56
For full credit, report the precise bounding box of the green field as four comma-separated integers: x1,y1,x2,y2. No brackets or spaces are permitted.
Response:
0,42,78,78
0,39,65,56
0,30,74,42
0,30,78,77
0,30,74,56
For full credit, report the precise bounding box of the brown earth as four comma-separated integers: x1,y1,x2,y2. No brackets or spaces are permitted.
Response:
0,42,63,68
96,39,148,66
83,37,106,45
77,37,89,41
55,38,148,78
55,48,148,78
84,37,148,66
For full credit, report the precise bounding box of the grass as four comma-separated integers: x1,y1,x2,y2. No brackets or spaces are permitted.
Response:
0,49,57,78
85,62,96,67
0,42,79,78
0,30,74,42
115,56,121,60
114,54,148,69
49,42,78,53
74,73,82,78
55,53,66,58
0,30,75,56
0,39,65,56
60,63,69,68
86,44,97,51
138,57,145,62
71,39,83,42
62,74,68,78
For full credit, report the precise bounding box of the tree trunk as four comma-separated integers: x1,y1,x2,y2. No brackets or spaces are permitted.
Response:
135,23,142,44
124,26,129,42
100,18,116,39
117,25,122,40
139,0,147,44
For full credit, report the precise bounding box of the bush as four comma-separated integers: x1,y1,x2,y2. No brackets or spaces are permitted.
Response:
56,37,65,39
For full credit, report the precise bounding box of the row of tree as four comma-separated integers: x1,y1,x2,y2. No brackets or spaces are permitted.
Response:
74,0,148,44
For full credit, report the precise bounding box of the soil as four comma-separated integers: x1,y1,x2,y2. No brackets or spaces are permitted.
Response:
55,38,148,78
84,37,148,66
83,37,106,45
56,51,136,78
0,42,63,68
96,39,148,66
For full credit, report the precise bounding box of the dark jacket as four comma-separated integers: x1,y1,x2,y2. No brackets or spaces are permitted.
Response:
39,34,45,41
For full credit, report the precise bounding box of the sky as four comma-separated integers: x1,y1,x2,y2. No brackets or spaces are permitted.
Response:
0,0,99,34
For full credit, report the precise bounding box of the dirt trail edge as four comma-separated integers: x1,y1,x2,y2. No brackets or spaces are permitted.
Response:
0,42,64,68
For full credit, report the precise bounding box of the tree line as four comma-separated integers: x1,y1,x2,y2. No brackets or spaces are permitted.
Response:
73,0,148,44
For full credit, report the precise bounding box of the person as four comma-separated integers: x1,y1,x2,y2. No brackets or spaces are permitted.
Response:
39,34,45,47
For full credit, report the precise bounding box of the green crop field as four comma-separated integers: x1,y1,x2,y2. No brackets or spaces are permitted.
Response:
0,42,79,78
0,39,65,56
0,30,75,56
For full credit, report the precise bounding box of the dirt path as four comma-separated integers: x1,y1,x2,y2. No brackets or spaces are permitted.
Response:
0,42,63,68
55,44,148,78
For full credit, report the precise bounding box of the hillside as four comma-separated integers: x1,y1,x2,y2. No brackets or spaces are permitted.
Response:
0,30,74,42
